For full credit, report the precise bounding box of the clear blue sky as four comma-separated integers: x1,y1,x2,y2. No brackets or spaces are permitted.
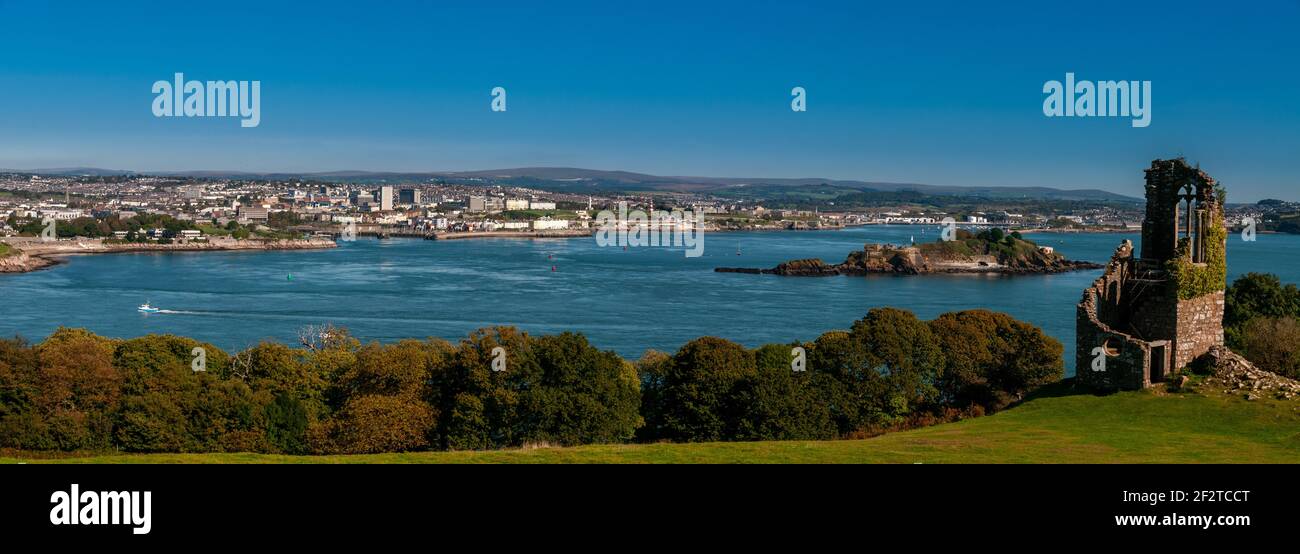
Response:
1,0,1297,200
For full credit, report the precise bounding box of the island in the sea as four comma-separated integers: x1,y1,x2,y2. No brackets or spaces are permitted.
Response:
716,229,1102,276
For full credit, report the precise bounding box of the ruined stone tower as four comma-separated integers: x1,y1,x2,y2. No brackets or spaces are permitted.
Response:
1076,159,1226,390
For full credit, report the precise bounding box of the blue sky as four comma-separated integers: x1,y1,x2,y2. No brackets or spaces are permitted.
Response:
0,0,1297,200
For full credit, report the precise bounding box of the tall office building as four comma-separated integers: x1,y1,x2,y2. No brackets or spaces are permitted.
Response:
379,186,394,211
399,188,421,204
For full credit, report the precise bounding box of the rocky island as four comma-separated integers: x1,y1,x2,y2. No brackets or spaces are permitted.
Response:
717,229,1102,276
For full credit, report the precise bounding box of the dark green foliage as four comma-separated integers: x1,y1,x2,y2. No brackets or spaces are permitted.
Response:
430,329,641,450
1224,273,1300,348
746,343,836,440
261,393,309,454
639,336,756,442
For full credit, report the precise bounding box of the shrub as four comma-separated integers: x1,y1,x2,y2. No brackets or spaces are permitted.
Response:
1238,317,1300,379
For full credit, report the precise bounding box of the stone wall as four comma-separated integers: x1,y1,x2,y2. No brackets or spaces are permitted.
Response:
1128,287,1179,343
1174,291,1225,369
1076,239,1153,390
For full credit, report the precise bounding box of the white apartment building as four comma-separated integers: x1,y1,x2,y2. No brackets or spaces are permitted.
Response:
532,218,570,230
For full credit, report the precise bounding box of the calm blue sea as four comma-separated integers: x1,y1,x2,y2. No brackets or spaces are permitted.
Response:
3,226,1297,376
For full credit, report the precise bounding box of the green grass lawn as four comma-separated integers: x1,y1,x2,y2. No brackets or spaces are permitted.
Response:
4,384,1297,464
0,242,12,257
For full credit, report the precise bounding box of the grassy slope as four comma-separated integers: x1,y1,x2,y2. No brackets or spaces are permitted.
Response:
4,384,1297,464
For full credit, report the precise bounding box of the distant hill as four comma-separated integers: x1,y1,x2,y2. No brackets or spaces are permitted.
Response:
4,166,1143,203
440,167,1141,202
0,167,137,176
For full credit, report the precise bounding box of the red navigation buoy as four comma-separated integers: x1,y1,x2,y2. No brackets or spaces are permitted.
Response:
551,265,556,272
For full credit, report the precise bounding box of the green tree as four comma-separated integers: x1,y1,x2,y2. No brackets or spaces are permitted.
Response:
849,308,944,419
640,336,756,442
746,343,835,440
1224,273,1300,349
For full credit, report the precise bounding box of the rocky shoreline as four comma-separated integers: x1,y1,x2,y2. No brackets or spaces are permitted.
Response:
0,251,59,273
0,237,337,274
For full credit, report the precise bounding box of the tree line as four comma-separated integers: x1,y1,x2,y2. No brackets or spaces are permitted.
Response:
0,308,1065,455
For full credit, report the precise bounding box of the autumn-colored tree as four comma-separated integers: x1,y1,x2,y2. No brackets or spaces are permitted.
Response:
33,328,120,449
308,339,447,454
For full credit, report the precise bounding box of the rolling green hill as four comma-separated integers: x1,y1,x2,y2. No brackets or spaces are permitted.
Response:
5,382,1297,464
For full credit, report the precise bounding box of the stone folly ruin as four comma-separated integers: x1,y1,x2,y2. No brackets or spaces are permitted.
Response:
1077,159,1227,390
